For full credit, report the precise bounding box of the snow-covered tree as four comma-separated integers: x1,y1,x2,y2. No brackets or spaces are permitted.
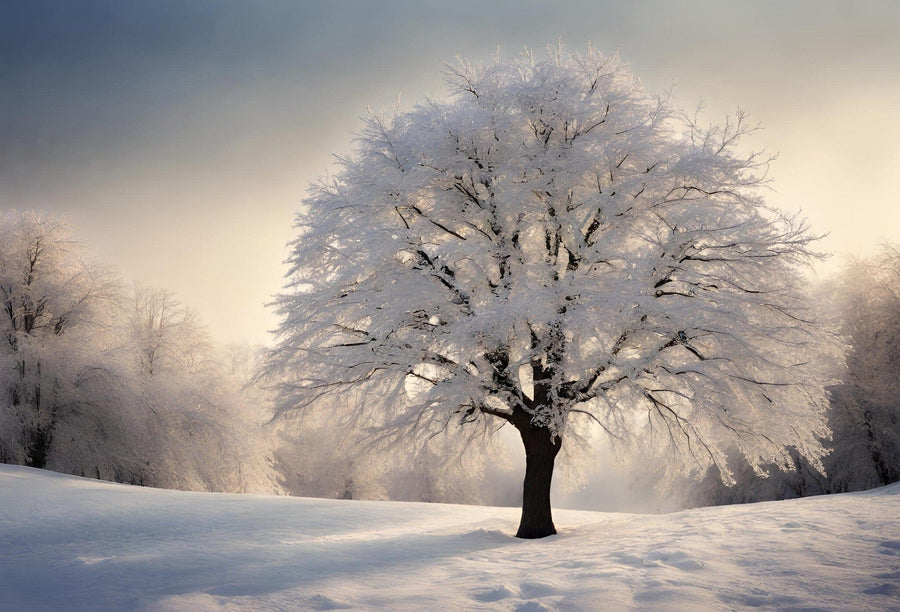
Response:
268,46,830,538
827,246,900,490
273,412,516,506
0,210,279,493
121,284,213,378
0,211,117,468
114,290,278,493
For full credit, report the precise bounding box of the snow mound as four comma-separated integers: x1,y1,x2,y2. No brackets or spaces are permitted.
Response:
1,465,898,611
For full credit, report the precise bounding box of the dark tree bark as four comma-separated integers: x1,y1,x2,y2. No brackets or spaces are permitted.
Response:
510,358,562,539
514,419,561,538
25,426,51,469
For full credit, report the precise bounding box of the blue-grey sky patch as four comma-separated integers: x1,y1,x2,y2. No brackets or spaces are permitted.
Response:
2,0,898,344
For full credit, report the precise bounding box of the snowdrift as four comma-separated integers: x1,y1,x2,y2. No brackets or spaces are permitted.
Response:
1,464,898,611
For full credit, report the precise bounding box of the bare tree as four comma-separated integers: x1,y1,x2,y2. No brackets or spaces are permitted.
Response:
268,46,830,538
122,284,212,377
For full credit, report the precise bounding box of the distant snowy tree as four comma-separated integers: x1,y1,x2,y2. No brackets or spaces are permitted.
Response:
827,246,900,490
0,211,116,468
675,444,827,508
268,46,830,538
273,414,515,506
120,284,216,380
680,246,900,504
115,290,278,493
0,210,279,493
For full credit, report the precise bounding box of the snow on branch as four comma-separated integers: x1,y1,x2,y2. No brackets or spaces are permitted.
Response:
268,45,832,481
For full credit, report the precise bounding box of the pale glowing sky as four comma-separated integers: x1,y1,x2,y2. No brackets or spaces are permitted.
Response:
2,1,898,345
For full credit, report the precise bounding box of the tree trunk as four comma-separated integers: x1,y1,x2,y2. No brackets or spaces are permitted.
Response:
515,420,562,539
25,425,51,469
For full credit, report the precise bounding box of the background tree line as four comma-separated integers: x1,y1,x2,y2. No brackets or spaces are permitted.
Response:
1,208,897,508
683,245,900,506
0,210,276,492
0,210,508,503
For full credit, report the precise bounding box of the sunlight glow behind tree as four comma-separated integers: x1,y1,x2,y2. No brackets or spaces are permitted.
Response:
268,46,831,538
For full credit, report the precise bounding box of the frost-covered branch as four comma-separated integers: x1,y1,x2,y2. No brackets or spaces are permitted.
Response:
268,46,832,537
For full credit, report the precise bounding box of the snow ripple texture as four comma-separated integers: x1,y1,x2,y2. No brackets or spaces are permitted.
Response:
1,465,898,611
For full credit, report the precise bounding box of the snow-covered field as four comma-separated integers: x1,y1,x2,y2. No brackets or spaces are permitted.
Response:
1,465,898,611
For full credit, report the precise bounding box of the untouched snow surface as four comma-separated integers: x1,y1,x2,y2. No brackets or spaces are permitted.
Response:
1,465,898,611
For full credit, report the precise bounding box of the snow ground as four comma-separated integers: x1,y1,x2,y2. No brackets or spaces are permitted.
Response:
1,465,898,611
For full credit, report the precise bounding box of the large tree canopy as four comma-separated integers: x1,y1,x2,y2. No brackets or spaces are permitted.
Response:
269,46,829,538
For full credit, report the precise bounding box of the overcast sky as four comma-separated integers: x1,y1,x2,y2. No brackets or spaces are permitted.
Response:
2,1,898,345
